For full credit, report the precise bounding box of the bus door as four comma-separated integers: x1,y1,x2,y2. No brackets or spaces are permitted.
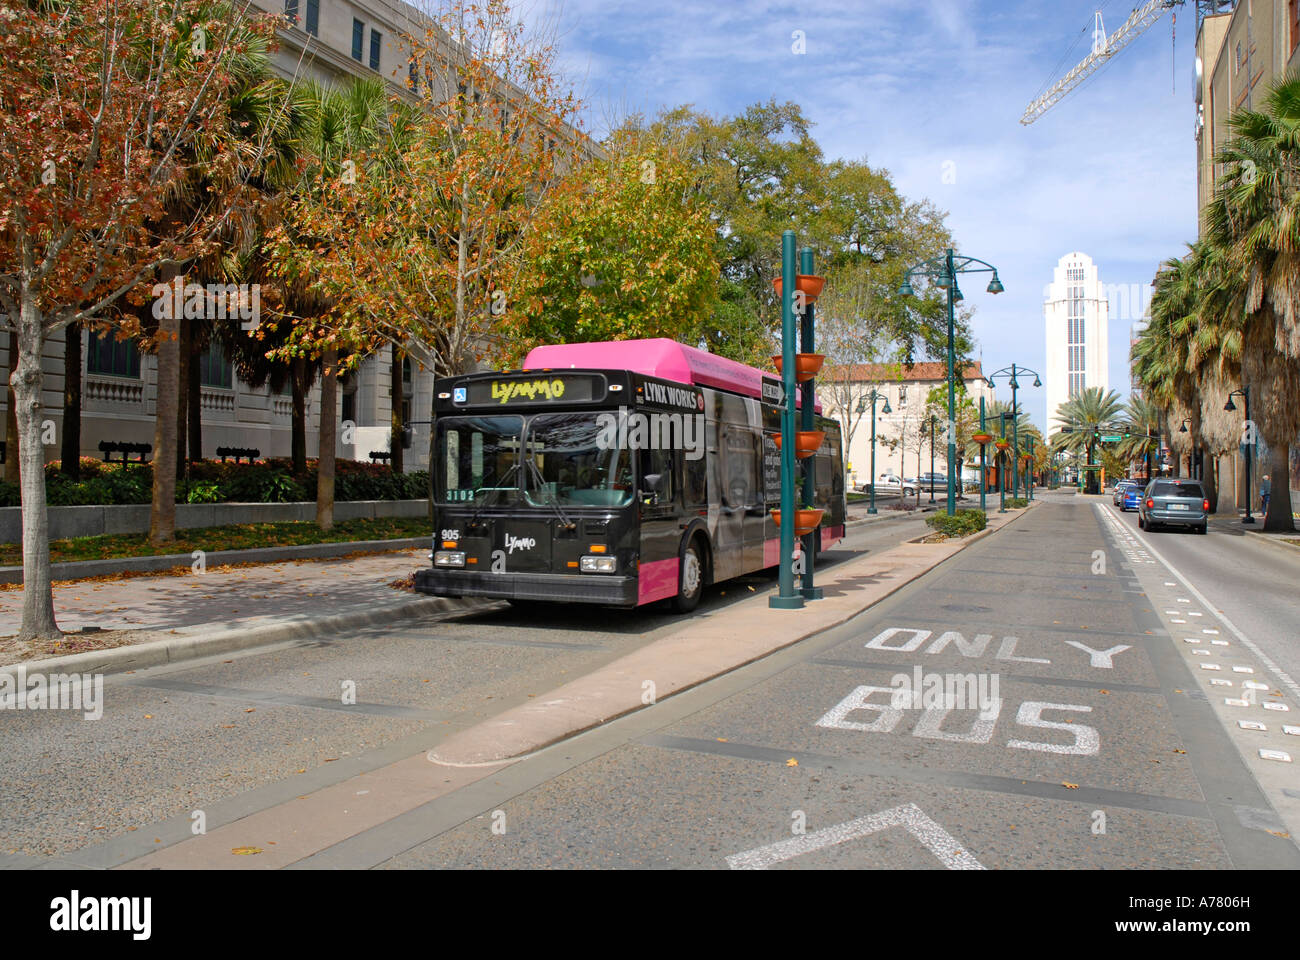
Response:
637,446,679,575
715,421,760,580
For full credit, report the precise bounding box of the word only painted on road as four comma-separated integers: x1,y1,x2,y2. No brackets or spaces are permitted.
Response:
864,627,1132,670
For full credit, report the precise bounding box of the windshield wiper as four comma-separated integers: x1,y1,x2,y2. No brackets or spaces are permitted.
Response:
462,460,523,530
524,457,575,529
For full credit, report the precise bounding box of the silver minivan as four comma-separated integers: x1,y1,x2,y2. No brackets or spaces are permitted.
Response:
1138,478,1209,534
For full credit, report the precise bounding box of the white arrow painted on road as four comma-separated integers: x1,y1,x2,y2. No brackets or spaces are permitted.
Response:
726,803,985,870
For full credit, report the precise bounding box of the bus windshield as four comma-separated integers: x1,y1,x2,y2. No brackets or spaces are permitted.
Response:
435,416,523,504
523,413,634,508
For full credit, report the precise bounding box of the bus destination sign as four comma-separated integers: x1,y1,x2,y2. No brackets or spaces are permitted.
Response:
463,374,602,406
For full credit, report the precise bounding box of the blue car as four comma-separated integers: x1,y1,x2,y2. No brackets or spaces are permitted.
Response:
1120,486,1142,511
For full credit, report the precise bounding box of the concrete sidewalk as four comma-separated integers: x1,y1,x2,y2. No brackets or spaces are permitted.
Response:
0,546,436,665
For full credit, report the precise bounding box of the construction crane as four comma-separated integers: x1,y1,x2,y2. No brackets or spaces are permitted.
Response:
1021,1,1236,125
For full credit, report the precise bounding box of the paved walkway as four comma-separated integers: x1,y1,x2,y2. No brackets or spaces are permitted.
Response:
0,547,428,641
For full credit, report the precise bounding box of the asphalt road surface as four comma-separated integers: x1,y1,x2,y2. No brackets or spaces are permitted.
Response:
7,496,1297,870
0,510,929,865
308,491,1297,870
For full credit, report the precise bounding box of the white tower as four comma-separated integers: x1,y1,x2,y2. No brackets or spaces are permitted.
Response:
1044,252,1109,434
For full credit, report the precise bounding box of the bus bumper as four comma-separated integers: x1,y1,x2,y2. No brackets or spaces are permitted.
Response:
413,568,640,606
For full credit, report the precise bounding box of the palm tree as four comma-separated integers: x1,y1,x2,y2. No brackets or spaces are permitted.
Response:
1118,394,1161,482
1051,387,1125,494
1203,73,1300,531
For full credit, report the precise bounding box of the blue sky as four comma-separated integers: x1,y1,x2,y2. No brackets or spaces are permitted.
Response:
536,0,1203,429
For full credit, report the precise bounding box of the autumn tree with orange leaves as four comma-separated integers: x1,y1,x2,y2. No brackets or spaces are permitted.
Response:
0,0,282,641
264,0,585,519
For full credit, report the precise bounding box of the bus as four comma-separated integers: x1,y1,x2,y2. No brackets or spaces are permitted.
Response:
414,338,846,613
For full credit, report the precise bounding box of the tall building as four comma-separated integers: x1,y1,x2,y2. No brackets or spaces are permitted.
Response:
1044,252,1109,434
1196,1,1300,233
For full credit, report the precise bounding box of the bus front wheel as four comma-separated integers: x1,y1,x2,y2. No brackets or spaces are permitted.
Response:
673,541,704,613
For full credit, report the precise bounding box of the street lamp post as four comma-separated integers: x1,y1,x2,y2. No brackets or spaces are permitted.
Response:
897,249,1003,517
975,395,991,513
1225,388,1254,525
928,414,938,504
1177,418,1194,480
1026,435,1036,500
857,390,892,515
985,364,1041,501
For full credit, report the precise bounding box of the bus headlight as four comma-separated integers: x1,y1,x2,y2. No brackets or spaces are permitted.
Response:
434,551,466,568
580,555,617,574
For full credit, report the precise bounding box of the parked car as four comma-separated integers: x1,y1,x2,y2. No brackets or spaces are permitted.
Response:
1138,478,1209,534
1112,478,1138,506
901,474,948,497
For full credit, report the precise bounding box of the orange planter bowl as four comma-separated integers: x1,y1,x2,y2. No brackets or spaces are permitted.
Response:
771,508,824,536
770,353,825,382
994,440,1010,451
772,430,826,459
972,432,994,445
772,274,827,304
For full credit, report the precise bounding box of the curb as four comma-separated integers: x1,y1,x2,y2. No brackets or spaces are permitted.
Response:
1243,530,1300,558
0,596,481,679
0,536,430,585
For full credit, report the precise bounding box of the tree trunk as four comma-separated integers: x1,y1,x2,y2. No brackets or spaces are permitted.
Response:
316,348,338,530
14,296,59,641
1263,443,1295,533
150,307,179,546
60,321,81,478
6,327,21,483
390,346,404,474
291,356,307,474
188,331,202,463
176,317,189,481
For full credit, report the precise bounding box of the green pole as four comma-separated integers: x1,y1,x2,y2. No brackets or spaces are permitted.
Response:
799,246,822,601
868,394,878,516
979,395,986,513
771,230,802,609
1027,436,1035,500
1010,364,1020,501
945,249,956,517
998,413,1007,513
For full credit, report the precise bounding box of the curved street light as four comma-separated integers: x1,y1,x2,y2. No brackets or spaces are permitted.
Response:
856,389,892,514
897,249,1003,516
985,363,1041,500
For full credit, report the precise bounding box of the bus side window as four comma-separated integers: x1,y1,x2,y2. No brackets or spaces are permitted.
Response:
641,448,675,503
684,449,707,508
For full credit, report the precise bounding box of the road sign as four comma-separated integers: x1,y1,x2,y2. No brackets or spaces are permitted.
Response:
761,375,783,406
1100,435,1122,442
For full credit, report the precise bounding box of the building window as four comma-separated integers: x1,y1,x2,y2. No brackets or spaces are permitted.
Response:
199,342,233,389
408,58,419,93
305,0,318,36
1292,0,1300,55
86,331,141,378
369,29,382,70
352,19,364,61
283,0,298,26
897,386,907,408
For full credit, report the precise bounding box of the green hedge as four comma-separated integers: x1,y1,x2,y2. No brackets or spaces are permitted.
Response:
925,508,988,538
0,457,428,507
1005,497,1029,508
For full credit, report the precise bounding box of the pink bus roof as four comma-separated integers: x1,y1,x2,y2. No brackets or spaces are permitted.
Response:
522,338,820,412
